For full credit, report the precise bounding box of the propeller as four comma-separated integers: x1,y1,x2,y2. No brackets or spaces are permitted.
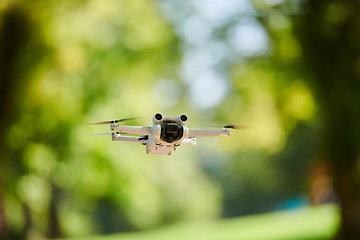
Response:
223,125,250,130
208,124,251,130
85,117,146,125
80,132,112,136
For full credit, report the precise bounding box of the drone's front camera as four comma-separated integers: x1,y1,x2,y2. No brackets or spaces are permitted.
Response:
180,114,188,122
155,113,163,121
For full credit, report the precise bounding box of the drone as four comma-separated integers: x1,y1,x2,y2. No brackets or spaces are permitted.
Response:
84,113,244,155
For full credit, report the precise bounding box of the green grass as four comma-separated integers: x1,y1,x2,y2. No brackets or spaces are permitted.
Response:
59,204,340,240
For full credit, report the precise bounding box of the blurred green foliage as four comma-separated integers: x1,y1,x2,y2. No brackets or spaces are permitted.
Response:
0,1,221,239
57,204,340,240
2,0,359,239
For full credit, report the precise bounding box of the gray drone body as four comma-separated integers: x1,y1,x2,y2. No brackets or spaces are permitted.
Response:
89,113,232,155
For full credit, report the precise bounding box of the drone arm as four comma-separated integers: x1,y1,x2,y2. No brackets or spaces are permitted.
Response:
112,126,152,135
112,134,141,143
181,138,197,145
187,129,231,138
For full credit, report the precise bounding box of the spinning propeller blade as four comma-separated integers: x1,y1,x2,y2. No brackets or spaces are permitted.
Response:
86,121,112,125
85,117,146,125
223,125,250,129
80,132,112,136
209,124,251,130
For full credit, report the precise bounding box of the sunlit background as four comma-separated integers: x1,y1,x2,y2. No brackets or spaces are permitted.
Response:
2,0,360,239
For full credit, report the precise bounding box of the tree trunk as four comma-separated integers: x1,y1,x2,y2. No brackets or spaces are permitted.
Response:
295,0,360,239
0,6,30,239
0,5,44,239
48,186,63,238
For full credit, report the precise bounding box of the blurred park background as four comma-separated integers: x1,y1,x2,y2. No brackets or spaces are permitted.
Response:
1,0,360,239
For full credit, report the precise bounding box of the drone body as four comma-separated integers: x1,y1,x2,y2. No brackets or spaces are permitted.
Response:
88,113,233,155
